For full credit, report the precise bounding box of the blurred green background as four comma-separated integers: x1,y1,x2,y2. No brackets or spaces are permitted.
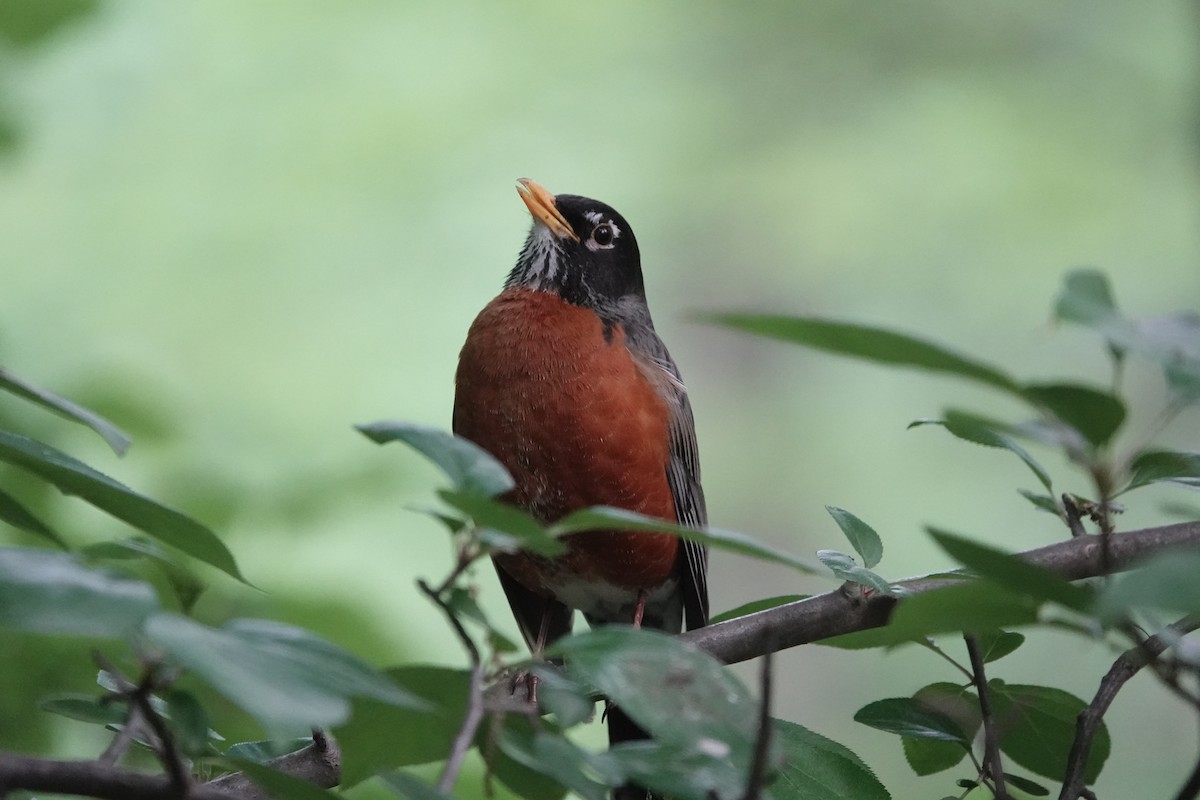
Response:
2,1,1199,797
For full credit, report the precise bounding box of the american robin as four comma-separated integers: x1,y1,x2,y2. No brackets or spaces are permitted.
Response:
452,179,709,790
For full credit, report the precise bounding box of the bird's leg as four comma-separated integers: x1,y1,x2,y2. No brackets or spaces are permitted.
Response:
519,610,557,705
631,589,647,629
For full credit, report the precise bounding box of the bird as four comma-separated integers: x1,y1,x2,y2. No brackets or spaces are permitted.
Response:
452,179,709,797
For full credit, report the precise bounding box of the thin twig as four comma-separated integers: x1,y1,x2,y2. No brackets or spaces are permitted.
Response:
133,669,191,798
742,646,774,800
418,577,487,795
98,703,145,766
919,638,975,681
1059,616,1200,800
1061,494,1088,538
964,635,1010,800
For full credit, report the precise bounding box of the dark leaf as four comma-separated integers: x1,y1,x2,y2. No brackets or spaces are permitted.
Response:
1004,773,1051,796
335,666,469,786
144,614,426,735
816,550,892,595
498,723,612,800
379,771,458,800
977,629,1025,663
853,698,967,742
606,738,746,800
825,506,883,568
927,529,1092,611
488,714,574,800
900,682,980,774
990,683,1109,783
0,431,245,582
0,366,131,454
1123,449,1200,493
438,490,565,556
38,693,125,726
770,719,891,800
901,737,967,777
0,547,158,637
356,421,513,497
911,412,1053,493
1021,383,1125,449
884,579,1040,640
709,595,808,625
0,486,66,547
164,689,212,756
553,506,819,573
707,314,1021,395
226,757,341,800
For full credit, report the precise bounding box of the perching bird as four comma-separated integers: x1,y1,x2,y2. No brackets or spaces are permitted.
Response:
452,179,708,797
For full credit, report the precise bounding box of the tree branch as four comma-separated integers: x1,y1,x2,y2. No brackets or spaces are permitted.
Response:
964,634,1010,800
683,521,1200,665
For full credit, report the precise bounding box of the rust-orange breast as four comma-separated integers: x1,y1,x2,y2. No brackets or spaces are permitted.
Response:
453,288,679,595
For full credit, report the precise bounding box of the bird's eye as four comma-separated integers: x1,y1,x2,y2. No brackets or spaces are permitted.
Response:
592,223,615,247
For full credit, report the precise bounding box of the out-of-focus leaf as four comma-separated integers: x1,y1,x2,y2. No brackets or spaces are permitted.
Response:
1021,383,1125,449
489,714,574,800
379,771,458,800
710,595,808,625
0,486,66,547
356,421,513,497
83,538,206,613
532,664,596,728
336,666,468,786
1094,550,1200,621
0,547,158,637
0,0,99,47
1017,489,1059,515
444,586,518,653
928,529,1091,611
164,689,212,756
1123,449,1200,493
990,683,1109,783
438,490,564,556
707,314,1021,395
227,757,341,800
978,629,1025,663
225,738,313,763
911,411,1053,493
884,580,1040,640
1054,269,1120,327
1005,773,1051,796
553,506,819,574
0,367,131,455
0,431,245,582
825,507,883,568
853,698,967,742
38,693,126,726
816,550,892,595
144,614,426,735
498,723,611,800
1166,359,1200,404
770,719,890,800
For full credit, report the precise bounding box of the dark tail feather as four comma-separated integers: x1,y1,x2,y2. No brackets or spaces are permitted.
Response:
607,704,656,800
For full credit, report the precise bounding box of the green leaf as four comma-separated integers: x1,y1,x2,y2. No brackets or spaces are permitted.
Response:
1017,489,1059,515
927,529,1092,612
885,579,1040,640
1123,449,1200,493
0,431,245,582
164,689,212,756
225,738,313,763
901,737,966,777
911,412,1053,493
770,719,891,800
1021,383,1125,449
825,507,882,568
1004,773,1051,796
488,714,575,800
552,506,819,573
532,664,596,728
82,538,206,614
0,547,158,637
990,683,1109,783
708,313,1021,393
815,550,892,595
144,614,426,735
379,771,458,800
1095,550,1200,621
498,724,612,800
899,682,980,775
1054,269,1120,328
0,486,66,547
710,595,807,625
437,490,565,556
336,665,469,785
977,629,1025,663
853,698,967,742
226,757,341,800
356,421,513,497
38,693,126,726
0,366,131,455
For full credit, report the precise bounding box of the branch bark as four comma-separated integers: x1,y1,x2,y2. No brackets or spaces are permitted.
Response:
682,521,1200,664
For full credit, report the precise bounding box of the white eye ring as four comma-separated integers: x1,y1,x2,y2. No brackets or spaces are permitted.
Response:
585,221,620,251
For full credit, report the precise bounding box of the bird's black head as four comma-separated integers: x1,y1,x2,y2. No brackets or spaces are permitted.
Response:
506,179,645,313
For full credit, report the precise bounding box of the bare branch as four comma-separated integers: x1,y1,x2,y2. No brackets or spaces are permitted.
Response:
683,521,1200,665
742,647,774,800
964,634,1010,800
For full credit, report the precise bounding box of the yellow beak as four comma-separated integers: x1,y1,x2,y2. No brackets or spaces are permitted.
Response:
516,178,580,243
